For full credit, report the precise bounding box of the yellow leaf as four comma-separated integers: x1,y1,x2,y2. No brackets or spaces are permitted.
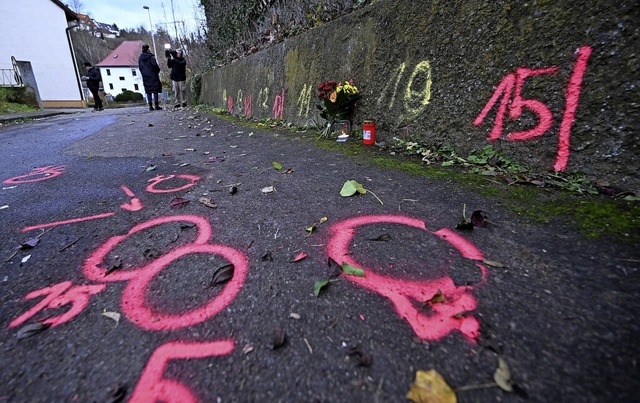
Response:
319,216,328,224
406,370,457,403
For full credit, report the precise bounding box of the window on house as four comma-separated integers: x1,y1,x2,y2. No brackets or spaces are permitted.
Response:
106,69,111,76
119,76,125,81
131,69,137,76
121,88,126,93
134,84,139,90
109,83,114,90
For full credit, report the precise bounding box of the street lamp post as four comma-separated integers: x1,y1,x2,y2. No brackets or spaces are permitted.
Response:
142,6,158,57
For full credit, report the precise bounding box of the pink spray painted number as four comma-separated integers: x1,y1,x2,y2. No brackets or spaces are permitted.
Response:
130,340,234,403
9,281,106,328
273,88,285,120
474,46,592,171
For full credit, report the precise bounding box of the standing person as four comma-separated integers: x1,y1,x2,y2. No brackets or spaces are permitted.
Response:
167,49,187,108
82,62,103,111
138,44,163,111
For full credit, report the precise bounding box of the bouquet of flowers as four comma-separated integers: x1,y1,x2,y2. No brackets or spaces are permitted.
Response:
316,79,361,138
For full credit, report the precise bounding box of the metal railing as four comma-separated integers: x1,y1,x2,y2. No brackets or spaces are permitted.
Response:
0,68,22,87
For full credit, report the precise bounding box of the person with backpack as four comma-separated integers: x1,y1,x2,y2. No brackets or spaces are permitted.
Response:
82,62,103,111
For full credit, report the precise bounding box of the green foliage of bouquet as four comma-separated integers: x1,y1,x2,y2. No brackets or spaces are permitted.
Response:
316,79,361,138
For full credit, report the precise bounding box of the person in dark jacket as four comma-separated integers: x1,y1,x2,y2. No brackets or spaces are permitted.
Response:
167,49,187,108
82,62,103,111
138,44,163,111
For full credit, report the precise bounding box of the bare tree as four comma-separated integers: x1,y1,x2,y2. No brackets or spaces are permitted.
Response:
70,29,111,66
65,0,84,14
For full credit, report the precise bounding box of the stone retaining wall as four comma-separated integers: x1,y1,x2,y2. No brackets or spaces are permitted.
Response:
199,0,639,189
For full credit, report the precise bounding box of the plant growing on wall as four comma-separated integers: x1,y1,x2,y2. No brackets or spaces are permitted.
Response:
316,79,361,139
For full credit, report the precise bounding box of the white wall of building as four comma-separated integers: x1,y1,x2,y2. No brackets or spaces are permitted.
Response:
100,67,144,98
0,0,82,105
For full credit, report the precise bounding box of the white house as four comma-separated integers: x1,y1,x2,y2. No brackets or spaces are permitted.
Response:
0,0,84,108
96,40,145,98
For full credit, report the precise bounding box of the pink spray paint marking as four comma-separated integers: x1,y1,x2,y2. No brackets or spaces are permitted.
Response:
227,95,234,114
122,243,249,331
474,46,592,171
21,212,116,232
83,215,212,282
3,165,66,184
474,66,558,142
130,340,234,403
555,46,592,171
243,94,252,117
9,281,106,328
273,88,285,120
120,185,143,212
146,174,200,194
327,215,488,343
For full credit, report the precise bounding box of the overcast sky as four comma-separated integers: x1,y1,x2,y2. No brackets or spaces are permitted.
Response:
75,0,204,36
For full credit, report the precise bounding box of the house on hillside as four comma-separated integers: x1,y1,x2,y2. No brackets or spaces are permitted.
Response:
76,13,95,31
77,13,119,39
96,40,146,98
0,0,85,108
94,22,119,39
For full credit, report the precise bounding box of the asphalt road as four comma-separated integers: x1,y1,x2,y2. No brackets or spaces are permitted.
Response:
0,107,638,403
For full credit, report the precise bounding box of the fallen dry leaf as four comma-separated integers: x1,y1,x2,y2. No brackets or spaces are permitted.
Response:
211,264,234,286
406,369,457,403
470,210,488,227
20,238,40,249
16,322,51,339
270,325,286,350
327,257,342,279
367,233,392,242
103,383,127,403
169,197,190,209
102,311,121,326
482,260,505,268
199,197,217,208
494,357,514,392
426,289,445,304
348,346,373,367
242,344,254,355
289,252,307,263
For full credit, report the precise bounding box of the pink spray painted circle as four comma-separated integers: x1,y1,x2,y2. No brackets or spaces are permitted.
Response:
121,243,249,331
327,214,488,342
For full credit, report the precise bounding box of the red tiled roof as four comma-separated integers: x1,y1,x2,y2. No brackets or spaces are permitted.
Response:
77,13,92,22
96,40,146,67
